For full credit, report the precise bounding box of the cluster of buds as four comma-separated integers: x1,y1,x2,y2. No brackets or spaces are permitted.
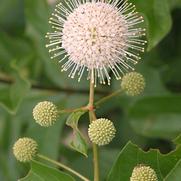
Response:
13,71,146,164
31,71,145,128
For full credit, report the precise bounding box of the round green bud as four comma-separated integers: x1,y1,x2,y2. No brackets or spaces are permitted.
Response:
121,72,145,96
13,137,38,162
88,118,116,146
33,101,58,127
130,165,158,181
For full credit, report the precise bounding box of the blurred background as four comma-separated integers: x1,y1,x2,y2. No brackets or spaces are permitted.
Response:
0,0,181,180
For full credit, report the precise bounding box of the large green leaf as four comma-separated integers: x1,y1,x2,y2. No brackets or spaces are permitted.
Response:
107,142,163,181
19,160,75,181
131,0,172,51
128,95,181,139
165,160,181,181
108,140,181,181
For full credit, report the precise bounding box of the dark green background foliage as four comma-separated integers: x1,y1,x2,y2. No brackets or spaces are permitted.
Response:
0,0,181,180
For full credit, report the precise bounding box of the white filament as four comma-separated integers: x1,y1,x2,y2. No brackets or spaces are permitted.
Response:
46,0,146,86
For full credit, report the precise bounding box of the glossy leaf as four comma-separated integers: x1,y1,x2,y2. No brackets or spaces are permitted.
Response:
165,160,181,181
108,140,181,181
19,160,75,181
107,141,163,180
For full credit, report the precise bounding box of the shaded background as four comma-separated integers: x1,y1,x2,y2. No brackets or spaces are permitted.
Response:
0,0,181,180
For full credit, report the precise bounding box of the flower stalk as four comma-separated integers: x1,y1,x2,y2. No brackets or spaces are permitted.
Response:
88,72,100,181
95,89,123,107
59,106,89,114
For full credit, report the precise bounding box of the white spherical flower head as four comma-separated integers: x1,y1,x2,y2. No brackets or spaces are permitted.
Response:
130,165,158,181
33,101,58,127
46,0,146,86
121,72,145,96
62,3,128,72
13,137,38,162
88,118,116,146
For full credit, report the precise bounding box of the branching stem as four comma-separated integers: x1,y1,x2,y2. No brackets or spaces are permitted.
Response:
59,106,88,113
95,89,123,107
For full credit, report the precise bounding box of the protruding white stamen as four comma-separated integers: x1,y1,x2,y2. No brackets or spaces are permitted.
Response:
46,0,146,86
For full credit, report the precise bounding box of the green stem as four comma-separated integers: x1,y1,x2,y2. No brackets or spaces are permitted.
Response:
95,89,123,107
37,154,90,181
88,73,100,181
59,106,88,114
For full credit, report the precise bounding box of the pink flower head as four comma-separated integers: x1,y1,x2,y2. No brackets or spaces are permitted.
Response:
46,0,146,86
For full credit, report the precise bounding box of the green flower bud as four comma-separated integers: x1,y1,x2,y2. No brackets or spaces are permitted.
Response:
33,101,58,127
121,72,145,96
130,165,158,181
13,137,38,162
88,118,116,146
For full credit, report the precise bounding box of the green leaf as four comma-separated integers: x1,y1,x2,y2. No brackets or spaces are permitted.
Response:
108,139,181,181
66,111,88,156
107,141,163,181
19,160,75,181
173,134,181,145
159,135,181,179
0,62,30,114
70,129,88,157
66,111,86,129
128,95,181,139
131,0,172,51
165,160,181,181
